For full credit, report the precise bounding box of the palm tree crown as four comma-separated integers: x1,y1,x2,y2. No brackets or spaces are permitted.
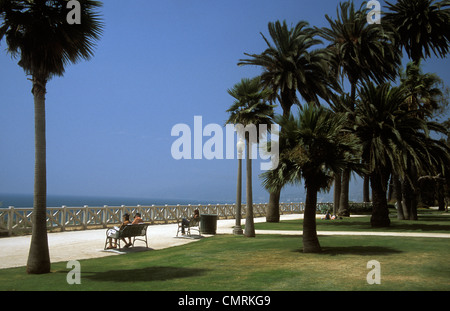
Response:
319,1,401,95
226,77,275,129
239,20,336,115
0,0,103,80
400,61,447,119
384,0,450,64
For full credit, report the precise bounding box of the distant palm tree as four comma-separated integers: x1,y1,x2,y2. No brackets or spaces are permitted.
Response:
318,0,401,216
384,0,450,65
0,0,103,274
226,77,275,237
263,104,360,252
400,61,446,119
239,20,337,222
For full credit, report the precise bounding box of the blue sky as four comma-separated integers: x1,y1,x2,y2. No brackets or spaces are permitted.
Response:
0,0,449,204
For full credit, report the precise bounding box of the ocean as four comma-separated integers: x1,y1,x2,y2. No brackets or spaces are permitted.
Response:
0,193,227,208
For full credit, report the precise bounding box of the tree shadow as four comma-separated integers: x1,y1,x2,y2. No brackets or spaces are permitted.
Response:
318,217,450,232
320,246,403,256
291,245,403,256
82,266,209,282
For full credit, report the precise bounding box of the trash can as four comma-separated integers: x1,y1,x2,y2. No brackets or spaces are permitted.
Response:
200,214,218,234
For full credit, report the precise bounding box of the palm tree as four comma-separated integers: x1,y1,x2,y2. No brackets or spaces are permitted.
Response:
318,0,401,216
263,104,360,252
0,0,103,274
226,77,275,237
384,0,450,65
400,61,447,120
327,92,356,214
396,61,448,219
384,0,450,219
238,20,337,222
354,82,449,226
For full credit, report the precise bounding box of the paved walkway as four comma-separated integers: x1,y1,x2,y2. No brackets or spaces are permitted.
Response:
1,214,449,269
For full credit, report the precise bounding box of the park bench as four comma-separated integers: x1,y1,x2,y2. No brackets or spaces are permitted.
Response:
176,217,200,237
104,223,149,249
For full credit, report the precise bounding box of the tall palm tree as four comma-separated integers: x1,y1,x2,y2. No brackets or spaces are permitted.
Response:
226,77,275,237
239,20,337,222
354,82,449,226
318,0,401,216
384,0,450,65
263,104,360,252
0,0,103,274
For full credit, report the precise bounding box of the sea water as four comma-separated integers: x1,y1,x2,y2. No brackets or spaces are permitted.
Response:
0,193,225,208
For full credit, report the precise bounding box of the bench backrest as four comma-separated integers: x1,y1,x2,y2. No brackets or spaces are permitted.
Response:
119,223,148,238
189,218,199,228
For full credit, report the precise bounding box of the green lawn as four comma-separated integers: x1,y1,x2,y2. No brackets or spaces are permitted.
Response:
255,212,450,233
0,212,449,291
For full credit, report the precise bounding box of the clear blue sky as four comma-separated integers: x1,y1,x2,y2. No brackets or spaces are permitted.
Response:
1,0,449,203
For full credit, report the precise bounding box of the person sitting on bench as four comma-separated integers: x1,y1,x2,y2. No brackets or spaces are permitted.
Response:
132,212,144,224
106,213,131,249
181,209,200,235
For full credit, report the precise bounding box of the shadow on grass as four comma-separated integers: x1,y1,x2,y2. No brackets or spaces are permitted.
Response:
317,217,450,232
290,246,403,256
320,246,403,256
82,266,209,283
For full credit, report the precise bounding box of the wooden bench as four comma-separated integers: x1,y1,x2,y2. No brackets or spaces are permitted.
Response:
104,223,149,249
176,218,200,237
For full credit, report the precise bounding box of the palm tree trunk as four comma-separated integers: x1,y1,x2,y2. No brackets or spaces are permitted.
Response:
339,83,357,217
265,104,291,223
363,175,370,202
393,174,405,220
437,185,445,211
266,189,281,222
338,168,350,216
387,175,393,202
244,136,255,237
333,172,341,216
303,184,321,253
370,169,391,228
401,178,412,220
27,76,51,274
410,167,419,221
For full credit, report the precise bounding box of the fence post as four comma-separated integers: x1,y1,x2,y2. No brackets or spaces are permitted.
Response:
83,205,88,229
7,206,14,236
102,205,107,228
121,205,126,221
164,204,168,223
61,205,66,231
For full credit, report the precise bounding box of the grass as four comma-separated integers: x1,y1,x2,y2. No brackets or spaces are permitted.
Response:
0,211,449,291
255,212,450,233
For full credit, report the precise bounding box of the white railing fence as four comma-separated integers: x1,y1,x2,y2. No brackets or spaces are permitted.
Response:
0,202,372,236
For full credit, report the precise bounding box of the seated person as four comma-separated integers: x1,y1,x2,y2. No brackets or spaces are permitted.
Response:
106,213,131,249
181,209,200,234
132,212,144,224
322,211,331,220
